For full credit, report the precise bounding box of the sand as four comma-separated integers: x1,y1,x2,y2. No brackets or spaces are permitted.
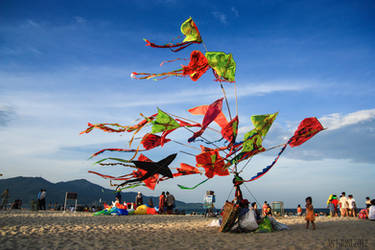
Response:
0,211,374,249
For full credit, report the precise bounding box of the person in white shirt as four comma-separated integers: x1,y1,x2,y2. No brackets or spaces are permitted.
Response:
347,194,356,217
339,192,349,217
368,199,375,221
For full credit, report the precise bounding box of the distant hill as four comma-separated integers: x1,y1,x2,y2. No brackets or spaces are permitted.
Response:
0,176,202,210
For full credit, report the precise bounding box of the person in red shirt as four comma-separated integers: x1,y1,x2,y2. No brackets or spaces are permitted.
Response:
158,192,166,214
331,194,339,217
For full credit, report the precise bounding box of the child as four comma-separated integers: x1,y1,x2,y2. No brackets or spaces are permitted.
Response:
305,196,316,230
297,204,302,216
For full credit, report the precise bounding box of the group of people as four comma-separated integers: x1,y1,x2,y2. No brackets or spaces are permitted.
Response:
158,191,175,214
327,192,364,217
359,197,375,220
261,201,272,216
133,191,176,214
328,192,357,217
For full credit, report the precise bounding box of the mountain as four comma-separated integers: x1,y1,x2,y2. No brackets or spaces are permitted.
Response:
0,176,202,210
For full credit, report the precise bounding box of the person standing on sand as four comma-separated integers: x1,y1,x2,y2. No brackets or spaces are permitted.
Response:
331,195,339,217
297,204,303,216
348,194,356,217
135,192,143,207
37,189,42,210
368,199,375,221
40,189,47,210
262,201,268,216
365,197,371,208
1,189,9,210
305,196,315,230
166,191,175,214
159,192,166,214
339,192,349,217
115,192,122,204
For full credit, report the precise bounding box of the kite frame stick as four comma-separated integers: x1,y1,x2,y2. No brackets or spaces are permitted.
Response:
171,140,201,151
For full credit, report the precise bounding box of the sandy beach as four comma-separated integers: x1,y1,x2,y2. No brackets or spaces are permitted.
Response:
0,211,374,249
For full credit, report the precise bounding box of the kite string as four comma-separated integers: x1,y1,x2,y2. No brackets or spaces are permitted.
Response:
234,82,238,117
220,83,232,121
237,143,286,173
243,183,260,206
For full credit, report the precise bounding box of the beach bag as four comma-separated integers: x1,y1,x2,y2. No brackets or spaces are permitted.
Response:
239,210,258,231
268,216,289,231
358,209,367,219
135,205,148,215
255,216,273,233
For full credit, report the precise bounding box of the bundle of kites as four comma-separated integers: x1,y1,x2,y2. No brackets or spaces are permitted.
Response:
94,202,158,216
81,17,325,196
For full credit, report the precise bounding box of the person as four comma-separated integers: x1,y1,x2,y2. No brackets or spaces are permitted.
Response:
203,191,216,217
348,194,356,217
331,195,339,217
327,199,335,217
0,189,9,210
115,192,122,204
148,198,154,208
251,202,262,223
262,201,268,216
297,204,303,216
265,204,272,216
37,189,42,210
159,192,166,214
369,199,375,221
305,196,315,230
166,191,175,214
135,192,143,207
339,192,348,217
365,197,371,208
40,189,47,210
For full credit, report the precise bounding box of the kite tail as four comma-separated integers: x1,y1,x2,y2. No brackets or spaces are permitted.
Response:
88,171,134,181
131,69,184,81
143,39,200,52
89,148,144,159
239,143,289,184
116,184,144,191
160,58,188,67
80,123,127,134
177,178,209,190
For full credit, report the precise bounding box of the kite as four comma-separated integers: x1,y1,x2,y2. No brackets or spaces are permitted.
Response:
131,50,209,81
196,147,229,178
188,98,224,142
251,112,278,138
221,116,239,144
205,51,236,82
173,163,201,177
144,17,202,52
289,117,324,147
114,153,177,188
141,133,171,150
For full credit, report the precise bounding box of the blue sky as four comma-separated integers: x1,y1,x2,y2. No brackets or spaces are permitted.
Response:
1,0,374,208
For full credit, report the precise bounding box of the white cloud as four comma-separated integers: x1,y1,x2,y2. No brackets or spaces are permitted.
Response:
231,7,239,17
74,16,87,24
212,11,228,24
320,108,375,130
